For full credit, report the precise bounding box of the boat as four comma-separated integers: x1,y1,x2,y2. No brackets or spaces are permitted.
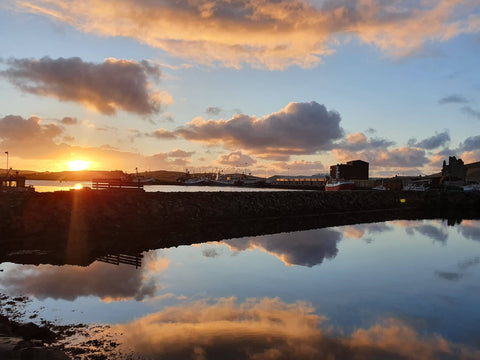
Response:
325,179,355,191
403,183,428,191
210,172,241,187
463,183,480,192
372,181,388,191
241,175,266,187
184,177,208,186
182,169,209,186
133,176,156,184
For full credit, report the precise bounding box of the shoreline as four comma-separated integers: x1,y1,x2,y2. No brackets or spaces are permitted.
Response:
1,189,479,266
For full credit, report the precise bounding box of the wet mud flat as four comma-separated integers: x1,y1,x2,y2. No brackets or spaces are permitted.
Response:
1,189,479,266
0,295,118,359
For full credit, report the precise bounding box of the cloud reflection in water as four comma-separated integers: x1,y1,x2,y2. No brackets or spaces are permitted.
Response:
221,228,342,267
0,252,168,302
110,296,477,360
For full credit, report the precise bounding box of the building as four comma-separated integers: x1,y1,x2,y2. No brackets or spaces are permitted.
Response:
1,174,34,192
330,160,369,180
441,156,467,182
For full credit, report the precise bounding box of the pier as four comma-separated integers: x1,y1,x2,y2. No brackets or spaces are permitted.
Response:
91,178,144,191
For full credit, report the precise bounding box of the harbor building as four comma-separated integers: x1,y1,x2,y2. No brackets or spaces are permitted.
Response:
330,160,369,180
441,156,467,183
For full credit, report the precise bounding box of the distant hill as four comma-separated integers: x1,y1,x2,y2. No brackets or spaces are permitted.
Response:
6,169,186,183
22,170,127,181
140,170,185,183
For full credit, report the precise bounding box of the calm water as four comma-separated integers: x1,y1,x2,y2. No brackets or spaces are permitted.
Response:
26,180,294,192
1,219,480,359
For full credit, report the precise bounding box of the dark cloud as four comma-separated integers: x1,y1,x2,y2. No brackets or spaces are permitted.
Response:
434,271,463,281
406,224,448,244
60,116,78,125
0,252,166,301
347,223,394,236
149,129,177,139
0,115,62,141
217,151,256,167
0,115,66,158
458,223,480,242
148,153,189,168
202,248,220,258
458,256,480,270
168,149,194,158
438,94,469,104
206,106,222,115
224,228,342,267
338,132,395,152
1,57,166,116
459,135,480,151
381,147,429,167
268,159,326,174
174,102,344,159
368,137,396,148
461,106,480,120
408,131,450,150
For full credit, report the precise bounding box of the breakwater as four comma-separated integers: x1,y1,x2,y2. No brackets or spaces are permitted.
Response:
1,189,479,265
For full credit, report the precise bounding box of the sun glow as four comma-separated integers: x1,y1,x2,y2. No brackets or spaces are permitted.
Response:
73,183,83,190
66,160,90,171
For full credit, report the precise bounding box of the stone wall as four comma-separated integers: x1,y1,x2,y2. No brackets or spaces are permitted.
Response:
1,189,479,265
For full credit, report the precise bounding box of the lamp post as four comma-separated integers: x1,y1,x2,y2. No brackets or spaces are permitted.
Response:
4,151,8,176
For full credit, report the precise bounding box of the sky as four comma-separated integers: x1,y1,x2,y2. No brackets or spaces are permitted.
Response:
0,0,479,177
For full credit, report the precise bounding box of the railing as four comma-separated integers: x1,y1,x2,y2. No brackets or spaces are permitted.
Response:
92,178,144,191
96,254,143,268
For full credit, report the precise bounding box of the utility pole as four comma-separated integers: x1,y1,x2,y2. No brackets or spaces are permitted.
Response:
4,151,8,176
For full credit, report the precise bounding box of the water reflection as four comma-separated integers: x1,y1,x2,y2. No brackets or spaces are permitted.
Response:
458,220,480,242
0,252,168,301
404,222,449,244
1,219,480,358
106,297,476,360
220,228,341,267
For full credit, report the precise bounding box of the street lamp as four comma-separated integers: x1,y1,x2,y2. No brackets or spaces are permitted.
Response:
4,151,8,176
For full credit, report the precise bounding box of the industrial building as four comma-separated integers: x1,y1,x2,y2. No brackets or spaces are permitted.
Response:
330,160,369,180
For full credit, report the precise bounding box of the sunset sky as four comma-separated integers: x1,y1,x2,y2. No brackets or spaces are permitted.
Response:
0,0,479,176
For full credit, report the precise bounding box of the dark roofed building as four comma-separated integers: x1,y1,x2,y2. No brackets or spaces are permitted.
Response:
330,160,369,180
441,156,467,182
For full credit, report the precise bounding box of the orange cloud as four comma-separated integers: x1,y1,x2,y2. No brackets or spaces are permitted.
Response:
346,132,367,144
15,0,480,69
0,114,196,171
104,297,479,359
349,318,452,359
343,226,364,239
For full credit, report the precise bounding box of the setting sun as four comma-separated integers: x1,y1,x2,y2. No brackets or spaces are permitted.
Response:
66,160,90,171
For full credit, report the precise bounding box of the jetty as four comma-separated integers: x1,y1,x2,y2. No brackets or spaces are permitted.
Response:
92,178,144,191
